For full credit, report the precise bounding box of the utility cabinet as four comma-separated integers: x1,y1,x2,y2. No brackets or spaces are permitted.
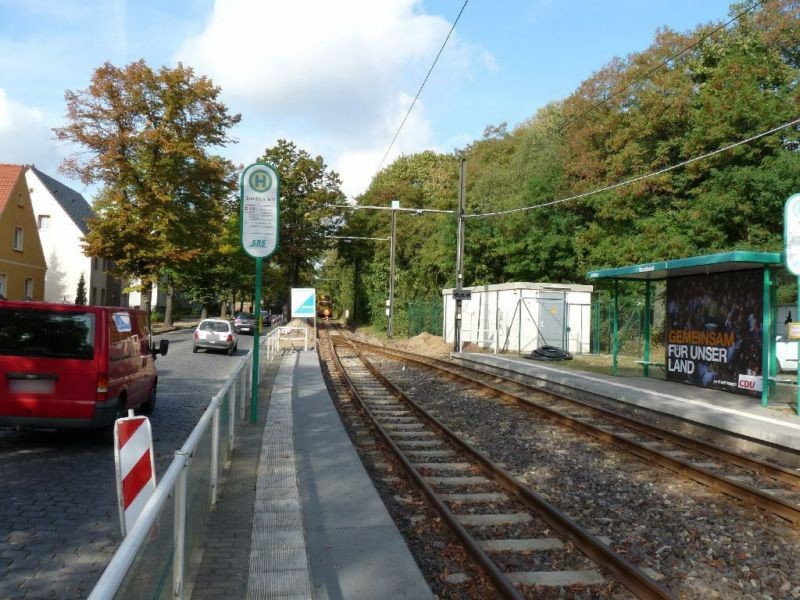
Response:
442,282,593,354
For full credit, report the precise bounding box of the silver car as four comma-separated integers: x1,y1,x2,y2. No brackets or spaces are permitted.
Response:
193,319,238,355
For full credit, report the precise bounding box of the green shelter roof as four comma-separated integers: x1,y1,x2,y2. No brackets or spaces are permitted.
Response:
587,251,784,281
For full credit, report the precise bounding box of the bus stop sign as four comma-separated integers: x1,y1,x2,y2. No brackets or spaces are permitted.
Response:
784,193,800,275
240,162,280,259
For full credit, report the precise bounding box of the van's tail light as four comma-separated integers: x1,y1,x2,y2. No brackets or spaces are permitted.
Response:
97,373,108,402
227,334,233,342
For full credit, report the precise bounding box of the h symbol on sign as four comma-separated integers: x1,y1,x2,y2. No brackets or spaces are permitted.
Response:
250,169,271,192
253,172,268,190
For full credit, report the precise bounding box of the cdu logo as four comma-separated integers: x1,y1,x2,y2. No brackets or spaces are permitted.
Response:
249,169,272,193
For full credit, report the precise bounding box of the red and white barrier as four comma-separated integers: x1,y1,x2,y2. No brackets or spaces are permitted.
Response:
114,416,157,536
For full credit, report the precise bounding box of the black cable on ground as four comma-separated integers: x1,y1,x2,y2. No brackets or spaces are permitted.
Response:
526,345,573,361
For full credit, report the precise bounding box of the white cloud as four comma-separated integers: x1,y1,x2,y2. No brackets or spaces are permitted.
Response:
179,0,470,137
335,92,434,198
0,89,91,196
0,89,57,169
177,0,489,196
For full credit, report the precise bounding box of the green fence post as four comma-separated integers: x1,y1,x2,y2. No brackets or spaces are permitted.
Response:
612,280,619,376
761,268,772,408
643,280,651,377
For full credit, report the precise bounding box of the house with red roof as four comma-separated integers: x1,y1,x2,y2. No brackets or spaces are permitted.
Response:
0,164,46,300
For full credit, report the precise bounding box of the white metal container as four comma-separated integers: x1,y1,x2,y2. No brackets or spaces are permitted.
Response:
442,282,593,354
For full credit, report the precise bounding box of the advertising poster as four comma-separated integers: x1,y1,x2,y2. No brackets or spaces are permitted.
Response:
665,270,762,396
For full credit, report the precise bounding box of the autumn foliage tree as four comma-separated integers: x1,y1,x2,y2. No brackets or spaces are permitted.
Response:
54,60,240,318
258,140,345,311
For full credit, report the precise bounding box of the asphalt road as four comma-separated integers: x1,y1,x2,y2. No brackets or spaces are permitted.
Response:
0,329,254,600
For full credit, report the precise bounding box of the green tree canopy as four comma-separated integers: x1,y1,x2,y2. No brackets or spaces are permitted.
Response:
258,140,345,305
54,60,241,287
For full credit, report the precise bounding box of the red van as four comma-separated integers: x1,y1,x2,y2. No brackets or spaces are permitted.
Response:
0,301,168,434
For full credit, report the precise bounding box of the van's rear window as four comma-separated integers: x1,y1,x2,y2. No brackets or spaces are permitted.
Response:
0,309,95,359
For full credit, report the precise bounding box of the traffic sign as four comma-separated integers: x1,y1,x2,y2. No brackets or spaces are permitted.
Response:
453,290,472,301
785,193,800,275
240,162,280,259
114,416,156,536
292,288,316,318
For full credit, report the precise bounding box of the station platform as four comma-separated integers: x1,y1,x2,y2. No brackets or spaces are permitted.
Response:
453,352,800,455
193,350,433,600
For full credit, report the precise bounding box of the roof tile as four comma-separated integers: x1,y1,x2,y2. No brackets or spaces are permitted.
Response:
0,163,25,215
28,166,93,234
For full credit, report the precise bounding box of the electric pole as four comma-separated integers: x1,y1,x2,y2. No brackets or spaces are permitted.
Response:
388,200,398,338
454,158,466,352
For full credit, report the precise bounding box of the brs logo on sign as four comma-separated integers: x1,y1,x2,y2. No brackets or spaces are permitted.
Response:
250,239,267,248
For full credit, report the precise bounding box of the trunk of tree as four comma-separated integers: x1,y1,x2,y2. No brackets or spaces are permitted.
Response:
142,282,153,315
220,298,228,319
201,304,208,320
164,279,174,326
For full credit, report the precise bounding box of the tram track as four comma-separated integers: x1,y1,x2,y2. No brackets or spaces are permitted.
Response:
341,335,800,528
320,326,673,599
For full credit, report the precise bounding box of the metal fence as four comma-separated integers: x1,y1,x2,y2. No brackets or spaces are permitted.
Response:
89,325,282,600
591,293,655,355
407,298,443,337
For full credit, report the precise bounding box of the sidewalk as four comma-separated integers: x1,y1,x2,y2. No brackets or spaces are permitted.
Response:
190,350,432,600
189,354,276,599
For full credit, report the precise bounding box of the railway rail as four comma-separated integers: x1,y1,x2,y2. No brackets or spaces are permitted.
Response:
320,326,674,599
340,335,800,528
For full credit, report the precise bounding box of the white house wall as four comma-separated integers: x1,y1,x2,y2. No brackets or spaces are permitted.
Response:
26,173,92,303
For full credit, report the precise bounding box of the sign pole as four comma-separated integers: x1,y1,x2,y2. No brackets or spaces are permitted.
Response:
251,257,262,424
240,162,280,426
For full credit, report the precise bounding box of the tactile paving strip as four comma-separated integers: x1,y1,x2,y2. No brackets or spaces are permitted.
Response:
246,355,312,599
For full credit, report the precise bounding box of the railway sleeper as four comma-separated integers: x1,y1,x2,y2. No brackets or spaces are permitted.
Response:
479,538,563,552
457,513,532,526
440,492,509,503
507,569,606,587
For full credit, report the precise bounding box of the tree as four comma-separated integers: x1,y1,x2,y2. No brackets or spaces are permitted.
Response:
75,273,87,305
258,140,345,309
54,60,241,313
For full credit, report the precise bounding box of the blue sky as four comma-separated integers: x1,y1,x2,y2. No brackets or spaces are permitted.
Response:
0,0,736,199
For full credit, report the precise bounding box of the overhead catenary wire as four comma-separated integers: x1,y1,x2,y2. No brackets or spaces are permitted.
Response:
333,203,455,215
467,115,800,219
376,0,470,173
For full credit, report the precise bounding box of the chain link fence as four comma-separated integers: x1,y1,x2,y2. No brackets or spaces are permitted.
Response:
407,298,443,337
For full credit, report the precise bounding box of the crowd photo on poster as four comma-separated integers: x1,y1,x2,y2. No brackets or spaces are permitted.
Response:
665,270,763,396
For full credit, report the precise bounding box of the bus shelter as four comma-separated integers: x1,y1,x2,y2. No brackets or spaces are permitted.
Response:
587,251,787,410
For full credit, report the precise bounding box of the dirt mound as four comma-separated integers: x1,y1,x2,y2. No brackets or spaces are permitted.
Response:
400,332,451,358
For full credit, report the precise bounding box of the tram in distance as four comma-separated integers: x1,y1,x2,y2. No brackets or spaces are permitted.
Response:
317,295,333,319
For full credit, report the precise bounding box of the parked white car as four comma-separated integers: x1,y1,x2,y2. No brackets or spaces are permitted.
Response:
193,319,238,355
775,335,798,372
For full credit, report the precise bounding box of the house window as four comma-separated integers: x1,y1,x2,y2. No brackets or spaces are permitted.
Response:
101,288,106,305
13,227,23,251
24,278,33,300
92,257,98,270
0,274,6,298
37,215,50,231
17,193,23,207
92,287,97,305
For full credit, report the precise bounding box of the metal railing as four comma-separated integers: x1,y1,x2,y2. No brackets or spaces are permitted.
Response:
278,325,310,351
459,328,499,353
89,329,282,600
